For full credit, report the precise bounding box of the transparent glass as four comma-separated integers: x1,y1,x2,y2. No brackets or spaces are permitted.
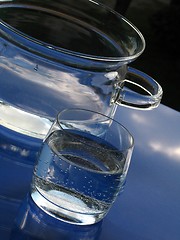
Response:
0,0,162,138
31,108,134,225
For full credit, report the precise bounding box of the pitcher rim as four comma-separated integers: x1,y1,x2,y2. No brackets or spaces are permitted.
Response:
0,1,145,64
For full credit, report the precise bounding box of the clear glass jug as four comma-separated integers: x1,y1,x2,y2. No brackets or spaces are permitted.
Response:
0,0,163,139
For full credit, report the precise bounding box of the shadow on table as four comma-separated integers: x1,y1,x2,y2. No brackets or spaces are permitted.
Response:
9,194,102,240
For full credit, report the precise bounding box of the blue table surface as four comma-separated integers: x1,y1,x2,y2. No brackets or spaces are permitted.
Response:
0,104,180,240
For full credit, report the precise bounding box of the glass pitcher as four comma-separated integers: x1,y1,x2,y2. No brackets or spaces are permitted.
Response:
0,0,163,139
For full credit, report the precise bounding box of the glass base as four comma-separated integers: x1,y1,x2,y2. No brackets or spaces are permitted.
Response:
31,190,105,225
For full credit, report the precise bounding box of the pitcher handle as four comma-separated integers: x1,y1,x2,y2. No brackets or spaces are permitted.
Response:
115,67,163,110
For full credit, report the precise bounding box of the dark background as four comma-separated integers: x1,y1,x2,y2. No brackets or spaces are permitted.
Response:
126,0,180,112
100,0,180,112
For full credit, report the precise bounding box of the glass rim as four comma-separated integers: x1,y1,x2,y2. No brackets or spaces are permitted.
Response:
0,1,145,63
57,108,134,150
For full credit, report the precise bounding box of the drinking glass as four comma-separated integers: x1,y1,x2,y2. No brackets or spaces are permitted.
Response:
30,109,134,225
